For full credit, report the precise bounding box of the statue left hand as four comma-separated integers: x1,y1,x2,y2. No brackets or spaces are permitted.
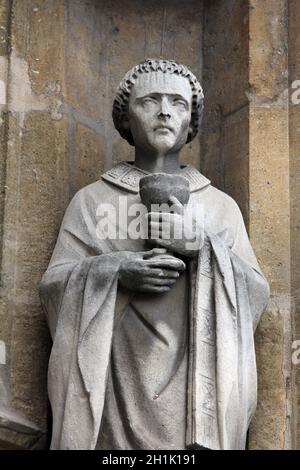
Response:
146,196,203,257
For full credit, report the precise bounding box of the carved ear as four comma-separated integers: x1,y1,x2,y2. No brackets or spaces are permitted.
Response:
123,117,130,130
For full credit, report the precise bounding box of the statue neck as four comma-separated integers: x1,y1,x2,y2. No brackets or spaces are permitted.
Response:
133,147,181,174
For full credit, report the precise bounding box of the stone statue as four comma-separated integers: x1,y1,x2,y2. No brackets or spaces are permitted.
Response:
39,59,270,450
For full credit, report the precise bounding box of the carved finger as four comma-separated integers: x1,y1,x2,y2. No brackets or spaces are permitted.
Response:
142,277,177,286
144,268,180,278
168,195,184,215
141,248,167,259
146,258,186,272
139,284,171,293
150,238,171,248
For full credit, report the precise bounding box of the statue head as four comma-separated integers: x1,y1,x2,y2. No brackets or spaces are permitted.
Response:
112,59,204,153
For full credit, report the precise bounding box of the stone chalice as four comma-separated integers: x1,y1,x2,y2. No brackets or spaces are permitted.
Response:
139,173,190,251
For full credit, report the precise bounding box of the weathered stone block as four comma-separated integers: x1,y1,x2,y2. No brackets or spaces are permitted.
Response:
201,119,223,190
0,112,68,435
65,0,108,122
249,0,288,100
289,0,300,449
0,406,45,449
28,0,65,94
10,0,29,59
249,308,286,449
75,124,105,190
223,105,249,223
249,107,289,290
181,135,201,169
203,0,248,116
9,308,50,432
111,135,135,169
0,0,10,56
65,0,203,168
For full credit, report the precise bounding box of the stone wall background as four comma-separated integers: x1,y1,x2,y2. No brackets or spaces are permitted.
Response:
0,0,204,448
202,0,297,450
289,0,300,450
0,0,298,450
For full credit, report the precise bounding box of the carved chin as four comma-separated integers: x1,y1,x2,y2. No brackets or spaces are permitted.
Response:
149,133,176,148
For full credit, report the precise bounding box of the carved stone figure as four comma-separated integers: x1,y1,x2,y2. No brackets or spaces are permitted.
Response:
39,59,270,450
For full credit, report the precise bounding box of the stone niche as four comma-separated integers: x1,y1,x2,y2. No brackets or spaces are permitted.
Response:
0,0,298,449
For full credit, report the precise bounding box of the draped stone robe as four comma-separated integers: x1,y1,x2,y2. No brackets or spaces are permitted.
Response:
39,162,270,450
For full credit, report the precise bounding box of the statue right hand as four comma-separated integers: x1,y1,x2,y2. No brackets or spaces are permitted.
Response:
118,248,186,294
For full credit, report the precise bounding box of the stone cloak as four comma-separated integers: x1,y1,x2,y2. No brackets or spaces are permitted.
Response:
39,167,269,450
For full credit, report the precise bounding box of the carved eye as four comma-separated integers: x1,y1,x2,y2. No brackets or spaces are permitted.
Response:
142,96,158,105
173,99,188,109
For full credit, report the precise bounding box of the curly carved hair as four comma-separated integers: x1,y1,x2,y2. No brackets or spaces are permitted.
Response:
112,59,204,146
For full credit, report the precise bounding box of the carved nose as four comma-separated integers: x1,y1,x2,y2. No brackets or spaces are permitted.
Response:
158,110,171,119
158,98,171,119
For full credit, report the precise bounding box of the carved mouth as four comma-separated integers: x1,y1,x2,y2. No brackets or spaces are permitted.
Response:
154,126,173,132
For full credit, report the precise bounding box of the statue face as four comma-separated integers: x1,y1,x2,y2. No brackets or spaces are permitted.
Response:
127,71,192,154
